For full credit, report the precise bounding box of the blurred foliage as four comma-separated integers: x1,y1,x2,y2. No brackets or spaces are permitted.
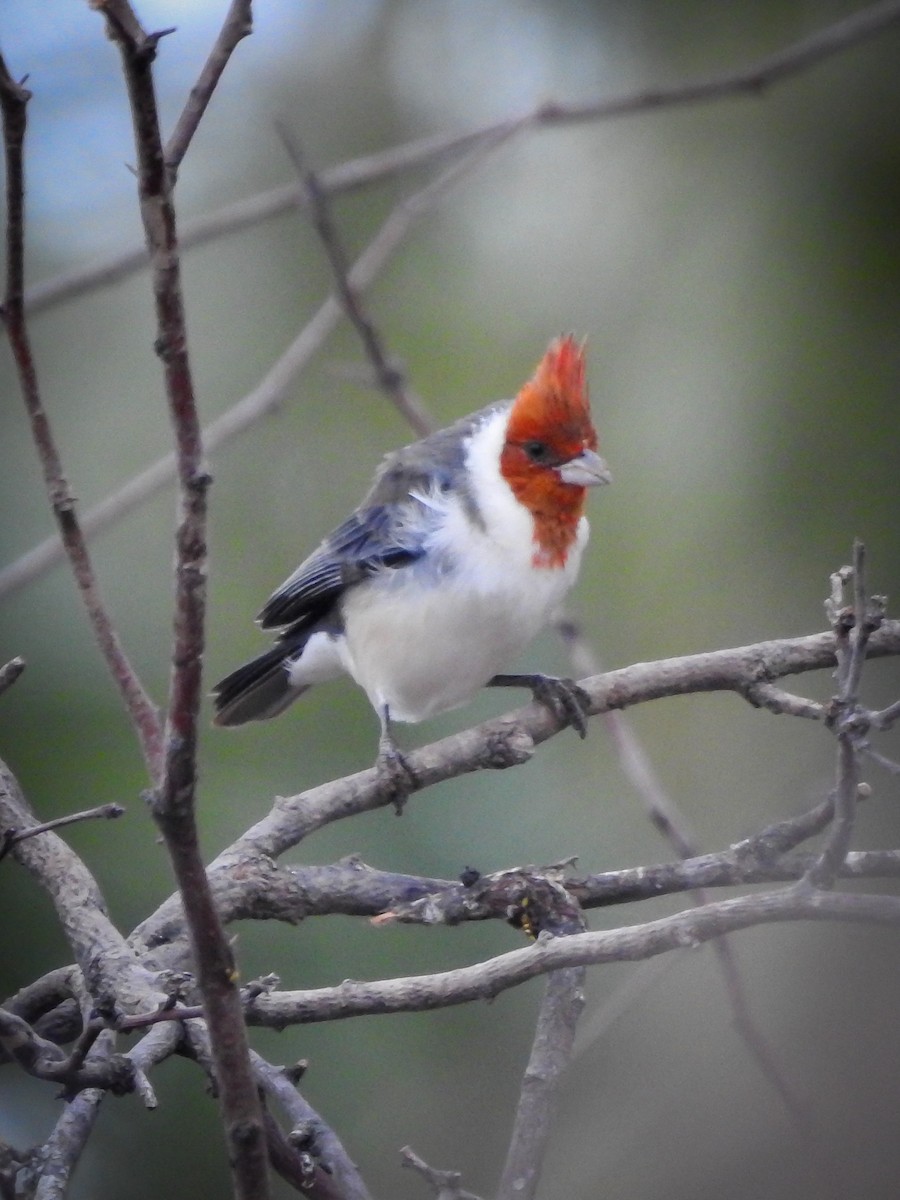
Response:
1,1,900,1198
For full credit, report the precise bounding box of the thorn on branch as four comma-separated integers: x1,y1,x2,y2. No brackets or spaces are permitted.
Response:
281,1059,308,1084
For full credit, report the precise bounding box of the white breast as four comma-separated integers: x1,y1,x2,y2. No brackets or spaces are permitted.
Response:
340,408,588,723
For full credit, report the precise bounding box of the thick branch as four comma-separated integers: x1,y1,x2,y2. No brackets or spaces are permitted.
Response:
0,756,164,1016
245,889,900,1029
223,623,900,862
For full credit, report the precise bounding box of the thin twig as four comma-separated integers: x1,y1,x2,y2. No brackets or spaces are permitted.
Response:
740,680,825,720
164,0,253,176
400,1147,485,1200
252,1054,375,1200
0,52,164,777
0,803,124,865
872,696,900,729
277,125,435,436
22,0,900,319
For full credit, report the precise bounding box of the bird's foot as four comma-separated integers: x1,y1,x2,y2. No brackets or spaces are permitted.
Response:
531,675,591,738
375,737,417,814
488,673,591,738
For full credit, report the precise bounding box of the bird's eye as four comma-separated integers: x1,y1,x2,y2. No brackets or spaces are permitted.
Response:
523,440,552,464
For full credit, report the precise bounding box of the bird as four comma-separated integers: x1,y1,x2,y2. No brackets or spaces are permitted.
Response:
212,335,611,797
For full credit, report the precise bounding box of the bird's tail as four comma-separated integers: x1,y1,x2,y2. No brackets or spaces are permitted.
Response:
212,644,308,726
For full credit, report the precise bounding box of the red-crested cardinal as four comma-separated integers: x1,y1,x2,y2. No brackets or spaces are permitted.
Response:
213,336,611,795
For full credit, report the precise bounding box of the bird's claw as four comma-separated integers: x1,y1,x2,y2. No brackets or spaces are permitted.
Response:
375,741,417,814
529,675,591,739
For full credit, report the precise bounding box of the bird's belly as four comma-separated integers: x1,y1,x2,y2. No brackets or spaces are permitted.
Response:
341,570,570,723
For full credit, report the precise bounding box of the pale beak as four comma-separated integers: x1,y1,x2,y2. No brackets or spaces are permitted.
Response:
557,448,612,487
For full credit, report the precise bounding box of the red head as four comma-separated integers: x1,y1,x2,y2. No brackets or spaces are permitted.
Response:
500,336,608,567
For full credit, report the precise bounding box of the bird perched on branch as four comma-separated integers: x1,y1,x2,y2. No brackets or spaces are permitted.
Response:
213,335,611,797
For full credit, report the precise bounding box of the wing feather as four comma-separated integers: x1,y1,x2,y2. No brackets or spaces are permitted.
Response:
256,401,507,631
258,505,425,629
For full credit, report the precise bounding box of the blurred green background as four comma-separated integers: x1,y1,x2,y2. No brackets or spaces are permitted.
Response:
2,1,900,1197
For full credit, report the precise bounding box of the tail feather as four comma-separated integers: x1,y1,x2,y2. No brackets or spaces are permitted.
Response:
212,645,307,726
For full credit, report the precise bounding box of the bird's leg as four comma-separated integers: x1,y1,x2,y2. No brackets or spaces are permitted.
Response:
487,673,591,739
375,703,417,813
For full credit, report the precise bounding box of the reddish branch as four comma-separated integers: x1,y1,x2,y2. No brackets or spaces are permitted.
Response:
89,5,269,1199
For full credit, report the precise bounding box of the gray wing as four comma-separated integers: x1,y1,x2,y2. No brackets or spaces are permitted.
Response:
257,399,507,632
258,505,425,630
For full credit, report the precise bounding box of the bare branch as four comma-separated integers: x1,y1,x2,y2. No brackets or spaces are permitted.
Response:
0,802,124,865
556,616,806,1121
0,755,164,1015
739,680,826,719
245,889,900,1029
0,1009,134,1096
30,1036,116,1200
277,125,435,437
91,6,268,1197
872,696,900,730
31,1021,182,1200
220,624,900,867
22,1,900,319
0,50,164,776
497,885,587,1200
805,544,879,890
164,0,253,175
400,1147,485,1200
253,1054,375,1200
